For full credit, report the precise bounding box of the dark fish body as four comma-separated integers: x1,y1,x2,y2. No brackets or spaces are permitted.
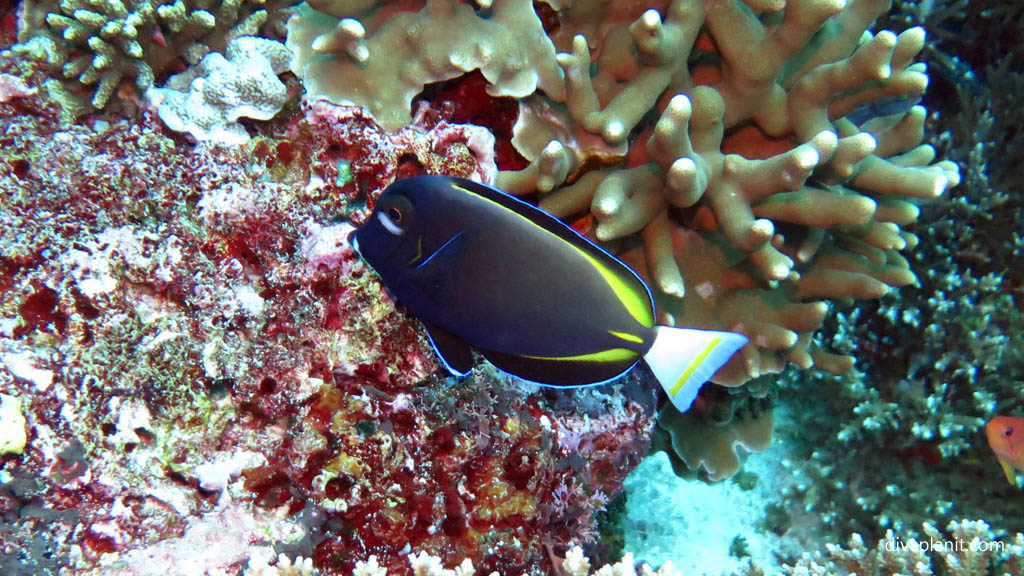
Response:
350,176,746,411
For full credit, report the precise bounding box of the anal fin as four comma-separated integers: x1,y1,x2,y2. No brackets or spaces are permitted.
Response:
479,348,638,387
422,322,474,377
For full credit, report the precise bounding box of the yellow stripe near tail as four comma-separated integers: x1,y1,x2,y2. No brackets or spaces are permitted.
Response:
609,330,644,344
522,347,638,363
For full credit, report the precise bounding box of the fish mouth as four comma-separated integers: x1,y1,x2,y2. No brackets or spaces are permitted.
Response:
348,230,360,255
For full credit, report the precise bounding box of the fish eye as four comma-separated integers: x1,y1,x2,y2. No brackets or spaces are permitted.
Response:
1006,427,1015,437
376,194,413,236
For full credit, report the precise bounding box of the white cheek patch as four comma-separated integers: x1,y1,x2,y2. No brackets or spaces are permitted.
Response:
378,211,404,235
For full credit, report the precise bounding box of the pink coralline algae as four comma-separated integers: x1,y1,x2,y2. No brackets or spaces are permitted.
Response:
0,59,656,575
0,72,34,102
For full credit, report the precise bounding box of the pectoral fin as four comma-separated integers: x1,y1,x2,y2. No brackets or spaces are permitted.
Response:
406,231,469,299
422,322,474,377
999,459,1019,486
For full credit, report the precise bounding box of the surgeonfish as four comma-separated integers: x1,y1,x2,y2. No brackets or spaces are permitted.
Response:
985,416,1024,486
349,175,747,412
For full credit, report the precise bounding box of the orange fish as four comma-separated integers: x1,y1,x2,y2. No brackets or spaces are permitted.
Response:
985,416,1024,485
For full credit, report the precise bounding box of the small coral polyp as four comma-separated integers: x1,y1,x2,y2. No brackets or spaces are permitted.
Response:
287,0,958,477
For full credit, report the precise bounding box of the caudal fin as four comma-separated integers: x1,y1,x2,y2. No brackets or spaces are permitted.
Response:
642,327,747,413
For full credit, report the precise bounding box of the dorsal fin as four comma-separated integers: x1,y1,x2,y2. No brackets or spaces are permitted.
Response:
446,177,655,328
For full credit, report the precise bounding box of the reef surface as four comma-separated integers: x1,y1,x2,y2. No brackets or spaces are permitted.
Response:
1,0,1022,574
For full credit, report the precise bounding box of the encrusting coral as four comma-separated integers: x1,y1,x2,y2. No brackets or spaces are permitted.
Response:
286,0,564,130
286,0,958,479
654,400,774,481
145,35,293,144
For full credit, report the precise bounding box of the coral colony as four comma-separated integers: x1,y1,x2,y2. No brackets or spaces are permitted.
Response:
0,0,1021,575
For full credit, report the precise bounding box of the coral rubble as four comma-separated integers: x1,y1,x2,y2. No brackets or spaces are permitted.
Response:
775,519,1024,576
0,65,656,573
348,546,681,576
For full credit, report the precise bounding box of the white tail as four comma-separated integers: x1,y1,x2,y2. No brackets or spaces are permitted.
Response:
642,327,747,412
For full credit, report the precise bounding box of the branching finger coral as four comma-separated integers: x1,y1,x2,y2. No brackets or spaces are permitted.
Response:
15,0,298,109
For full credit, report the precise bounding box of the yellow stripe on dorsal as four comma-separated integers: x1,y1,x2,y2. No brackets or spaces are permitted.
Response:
522,347,638,363
609,330,644,344
578,250,655,328
668,337,722,397
451,183,654,328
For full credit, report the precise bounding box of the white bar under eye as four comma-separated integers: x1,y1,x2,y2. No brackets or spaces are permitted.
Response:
378,211,404,235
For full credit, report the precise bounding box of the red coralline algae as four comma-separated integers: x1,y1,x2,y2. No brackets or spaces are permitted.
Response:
413,70,529,171
276,366,658,574
0,62,657,575
0,72,35,101
286,101,498,226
